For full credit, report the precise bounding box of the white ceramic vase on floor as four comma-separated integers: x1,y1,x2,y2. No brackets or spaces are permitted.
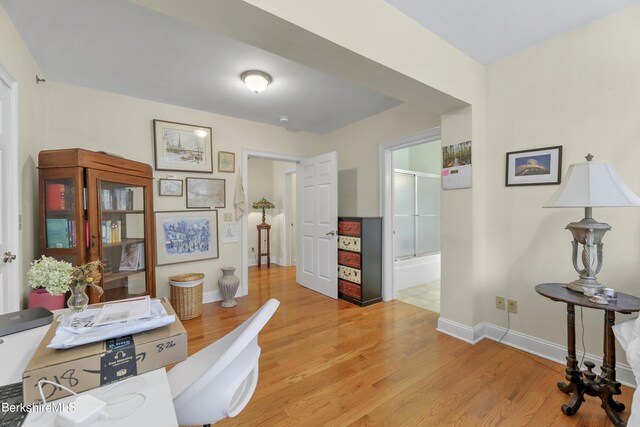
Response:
218,267,240,308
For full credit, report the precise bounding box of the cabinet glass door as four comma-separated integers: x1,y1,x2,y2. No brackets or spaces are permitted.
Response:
98,180,148,301
42,169,85,266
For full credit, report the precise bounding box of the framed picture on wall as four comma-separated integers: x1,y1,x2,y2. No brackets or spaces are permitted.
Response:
218,151,235,173
186,177,225,208
505,146,562,186
155,210,219,265
158,179,183,196
153,120,213,173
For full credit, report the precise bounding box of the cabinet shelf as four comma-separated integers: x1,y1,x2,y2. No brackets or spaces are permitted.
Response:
103,270,146,284
101,210,145,214
102,238,145,248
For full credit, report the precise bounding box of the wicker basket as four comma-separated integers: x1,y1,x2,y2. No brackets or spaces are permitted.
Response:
169,273,204,320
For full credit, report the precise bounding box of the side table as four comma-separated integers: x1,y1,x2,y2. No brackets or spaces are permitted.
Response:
257,223,271,268
536,283,640,426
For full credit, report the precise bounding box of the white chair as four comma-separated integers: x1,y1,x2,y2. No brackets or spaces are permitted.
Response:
167,298,280,426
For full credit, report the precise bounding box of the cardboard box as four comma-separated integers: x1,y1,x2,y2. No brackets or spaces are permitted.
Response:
22,298,186,405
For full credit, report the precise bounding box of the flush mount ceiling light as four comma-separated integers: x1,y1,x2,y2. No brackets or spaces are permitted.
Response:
241,70,272,93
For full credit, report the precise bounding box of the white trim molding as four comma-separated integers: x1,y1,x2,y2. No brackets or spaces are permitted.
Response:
437,317,636,388
0,64,19,314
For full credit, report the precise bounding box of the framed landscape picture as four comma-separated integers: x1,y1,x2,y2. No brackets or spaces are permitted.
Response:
155,210,219,265
218,151,235,173
153,120,213,173
505,146,562,186
186,177,225,208
158,178,183,196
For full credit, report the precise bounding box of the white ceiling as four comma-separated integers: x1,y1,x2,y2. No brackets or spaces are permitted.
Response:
0,0,401,134
386,0,640,64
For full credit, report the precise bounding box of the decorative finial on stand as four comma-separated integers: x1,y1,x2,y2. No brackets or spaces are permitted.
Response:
585,153,594,162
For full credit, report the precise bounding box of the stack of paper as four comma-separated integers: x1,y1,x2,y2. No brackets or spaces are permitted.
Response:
49,297,175,349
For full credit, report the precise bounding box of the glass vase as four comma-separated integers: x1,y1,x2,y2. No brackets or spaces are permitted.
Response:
67,282,89,312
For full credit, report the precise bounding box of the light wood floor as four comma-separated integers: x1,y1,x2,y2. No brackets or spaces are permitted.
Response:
181,265,632,426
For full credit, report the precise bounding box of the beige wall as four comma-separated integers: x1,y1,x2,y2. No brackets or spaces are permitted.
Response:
320,103,441,217
394,140,441,175
39,82,320,299
0,6,46,305
484,6,640,356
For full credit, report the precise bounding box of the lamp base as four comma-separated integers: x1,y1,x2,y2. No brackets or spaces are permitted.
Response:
567,278,603,295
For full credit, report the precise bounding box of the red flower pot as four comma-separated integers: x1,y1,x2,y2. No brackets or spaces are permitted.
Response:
28,288,65,311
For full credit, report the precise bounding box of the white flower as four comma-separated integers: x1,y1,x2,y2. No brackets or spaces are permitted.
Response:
27,256,73,296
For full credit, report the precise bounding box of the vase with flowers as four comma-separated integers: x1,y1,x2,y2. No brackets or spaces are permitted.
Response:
27,256,104,312
68,260,103,312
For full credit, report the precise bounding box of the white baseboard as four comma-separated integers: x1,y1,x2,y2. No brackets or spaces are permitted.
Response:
203,288,247,304
437,317,636,388
203,291,221,304
247,257,283,267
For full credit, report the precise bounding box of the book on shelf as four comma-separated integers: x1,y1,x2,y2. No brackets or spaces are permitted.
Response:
46,218,69,248
100,188,135,211
46,184,66,210
101,220,123,244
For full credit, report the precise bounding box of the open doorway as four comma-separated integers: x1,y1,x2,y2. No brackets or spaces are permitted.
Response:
241,149,338,299
247,158,297,268
391,140,441,312
379,128,441,311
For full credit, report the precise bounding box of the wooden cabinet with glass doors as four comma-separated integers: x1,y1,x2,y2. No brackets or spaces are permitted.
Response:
38,149,156,303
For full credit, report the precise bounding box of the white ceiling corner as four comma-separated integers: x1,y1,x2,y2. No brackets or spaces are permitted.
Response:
385,0,640,64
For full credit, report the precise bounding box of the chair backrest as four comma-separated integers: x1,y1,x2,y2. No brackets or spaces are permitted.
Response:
168,298,279,425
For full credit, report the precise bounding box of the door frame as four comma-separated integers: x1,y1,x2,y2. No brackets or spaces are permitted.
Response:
241,149,304,296
378,127,441,302
0,64,19,313
282,168,296,267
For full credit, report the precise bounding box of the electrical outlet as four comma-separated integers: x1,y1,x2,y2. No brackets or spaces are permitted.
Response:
508,299,518,314
495,296,505,310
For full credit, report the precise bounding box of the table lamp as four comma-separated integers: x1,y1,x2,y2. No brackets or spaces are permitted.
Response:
544,154,640,294
252,198,275,225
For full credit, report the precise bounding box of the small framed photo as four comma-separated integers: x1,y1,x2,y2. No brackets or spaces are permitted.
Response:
119,242,145,271
218,151,235,173
158,179,183,197
186,177,225,208
153,119,213,173
506,146,562,186
155,210,219,265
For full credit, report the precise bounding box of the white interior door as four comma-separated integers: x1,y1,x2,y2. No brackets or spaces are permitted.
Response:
296,152,337,298
0,65,19,314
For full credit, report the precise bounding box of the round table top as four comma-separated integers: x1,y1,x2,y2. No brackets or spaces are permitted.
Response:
536,283,640,313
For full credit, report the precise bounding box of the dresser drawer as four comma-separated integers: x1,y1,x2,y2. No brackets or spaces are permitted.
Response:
338,265,361,284
338,236,361,252
338,250,361,268
338,221,361,237
339,279,361,299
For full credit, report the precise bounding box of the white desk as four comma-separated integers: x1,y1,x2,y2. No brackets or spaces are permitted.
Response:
0,322,178,427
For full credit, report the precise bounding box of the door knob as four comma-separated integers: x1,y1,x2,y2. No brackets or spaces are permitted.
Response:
326,231,336,236
3,252,16,263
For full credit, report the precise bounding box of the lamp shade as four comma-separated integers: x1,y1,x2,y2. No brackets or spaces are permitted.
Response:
544,160,640,208
252,198,275,210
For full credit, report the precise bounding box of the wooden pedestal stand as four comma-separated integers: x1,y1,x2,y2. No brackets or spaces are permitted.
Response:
257,223,271,268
